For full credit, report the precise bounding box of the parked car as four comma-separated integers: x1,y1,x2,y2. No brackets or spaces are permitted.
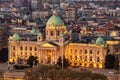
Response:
13,64,30,69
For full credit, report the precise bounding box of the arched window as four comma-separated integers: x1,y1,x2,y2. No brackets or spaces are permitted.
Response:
85,50,87,54
80,50,82,53
25,47,27,50
97,57,100,62
90,57,92,61
97,51,100,55
75,49,77,53
20,46,23,50
51,31,53,36
35,47,37,51
30,47,32,51
75,56,77,60
57,31,60,36
90,50,92,54
13,46,15,50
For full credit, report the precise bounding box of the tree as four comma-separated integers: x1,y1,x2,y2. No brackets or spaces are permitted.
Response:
57,55,70,68
92,73,107,80
114,55,119,70
105,54,115,69
47,69,58,80
24,64,108,80
27,56,38,68
0,48,8,62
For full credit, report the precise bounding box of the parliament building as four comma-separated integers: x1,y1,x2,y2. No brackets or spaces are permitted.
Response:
8,11,120,68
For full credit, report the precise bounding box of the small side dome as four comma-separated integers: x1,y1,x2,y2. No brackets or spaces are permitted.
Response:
110,31,119,37
31,29,39,35
12,33,20,41
96,36,105,45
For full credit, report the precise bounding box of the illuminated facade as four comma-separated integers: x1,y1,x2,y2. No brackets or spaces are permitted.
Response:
8,11,120,68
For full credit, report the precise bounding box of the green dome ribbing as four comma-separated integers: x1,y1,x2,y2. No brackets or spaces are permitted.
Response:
31,29,39,35
47,16,64,26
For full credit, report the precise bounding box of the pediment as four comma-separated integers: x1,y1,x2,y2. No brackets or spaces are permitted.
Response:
40,42,58,48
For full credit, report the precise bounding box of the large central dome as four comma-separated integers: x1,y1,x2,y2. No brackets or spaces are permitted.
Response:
47,10,64,26
47,15,64,26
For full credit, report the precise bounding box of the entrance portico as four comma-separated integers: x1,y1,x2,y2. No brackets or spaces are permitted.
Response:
38,42,58,65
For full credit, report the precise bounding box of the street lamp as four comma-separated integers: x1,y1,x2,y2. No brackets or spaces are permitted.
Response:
33,60,35,69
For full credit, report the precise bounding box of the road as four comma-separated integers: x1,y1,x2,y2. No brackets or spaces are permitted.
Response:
0,63,14,72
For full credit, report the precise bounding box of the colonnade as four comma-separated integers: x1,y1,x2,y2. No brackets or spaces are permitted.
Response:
38,48,58,65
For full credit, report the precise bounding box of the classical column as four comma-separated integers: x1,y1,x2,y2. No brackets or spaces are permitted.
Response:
39,49,41,63
45,50,47,64
51,50,53,65
53,50,55,64
55,51,57,64
43,49,45,64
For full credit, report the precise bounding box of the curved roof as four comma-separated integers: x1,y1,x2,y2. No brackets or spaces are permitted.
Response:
96,36,105,45
47,15,64,26
31,29,38,35
12,33,20,41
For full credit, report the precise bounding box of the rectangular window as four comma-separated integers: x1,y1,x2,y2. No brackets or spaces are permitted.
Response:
51,31,53,36
30,47,32,51
75,49,77,53
80,56,82,60
90,50,92,54
97,57,100,62
13,46,15,50
75,56,77,60
85,50,87,54
90,57,92,61
35,47,37,51
80,50,82,53
57,31,60,36
85,56,87,61
13,53,15,57
70,49,72,54
25,47,27,50
97,51,100,55
20,46,23,50
70,55,72,60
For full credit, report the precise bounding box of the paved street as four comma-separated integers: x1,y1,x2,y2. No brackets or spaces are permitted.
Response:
0,63,25,80
0,63,14,71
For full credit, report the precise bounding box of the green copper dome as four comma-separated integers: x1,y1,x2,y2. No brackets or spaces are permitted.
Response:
31,29,39,35
12,33,20,41
96,36,105,45
47,16,64,26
